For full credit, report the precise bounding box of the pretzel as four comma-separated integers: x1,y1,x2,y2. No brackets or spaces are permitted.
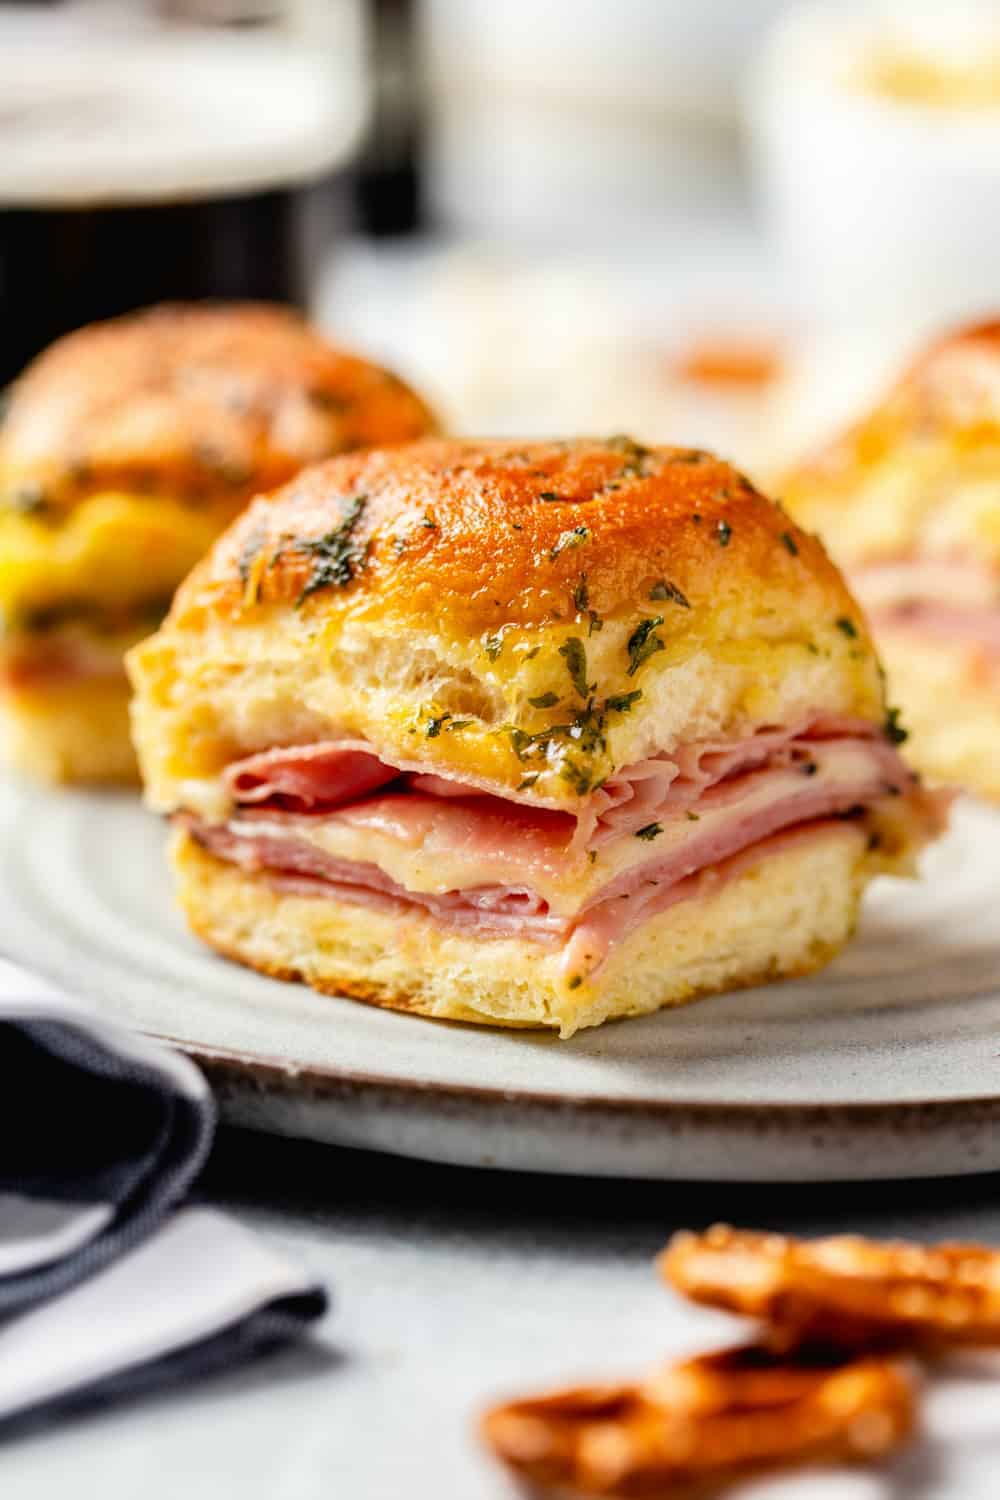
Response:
481,1346,914,1497
661,1225,1000,1350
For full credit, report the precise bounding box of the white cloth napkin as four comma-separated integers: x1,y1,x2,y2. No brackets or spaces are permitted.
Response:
0,959,326,1433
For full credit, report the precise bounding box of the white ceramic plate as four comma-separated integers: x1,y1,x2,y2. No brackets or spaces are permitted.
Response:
3,777,1000,1182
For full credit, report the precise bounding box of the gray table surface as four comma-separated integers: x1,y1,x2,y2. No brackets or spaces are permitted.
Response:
4,1132,1000,1499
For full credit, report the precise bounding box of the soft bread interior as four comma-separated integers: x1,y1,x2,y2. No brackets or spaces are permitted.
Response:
132,621,870,823
208,734,907,914
173,823,871,1038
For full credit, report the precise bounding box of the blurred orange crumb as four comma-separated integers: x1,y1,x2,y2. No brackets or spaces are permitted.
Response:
670,335,784,391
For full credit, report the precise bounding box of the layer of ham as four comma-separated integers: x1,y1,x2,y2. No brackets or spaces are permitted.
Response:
220,715,905,849
852,557,1000,657
180,717,937,977
1,631,129,690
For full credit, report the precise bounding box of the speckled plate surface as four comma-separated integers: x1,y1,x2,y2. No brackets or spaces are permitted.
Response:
3,777,1000,1181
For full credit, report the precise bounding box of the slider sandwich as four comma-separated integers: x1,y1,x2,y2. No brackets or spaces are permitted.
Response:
782,320,1000,801
0,302,437,783
129,438,945,1036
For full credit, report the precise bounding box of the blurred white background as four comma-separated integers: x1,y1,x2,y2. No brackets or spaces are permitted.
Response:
322,0,1000,476
5,0,1000,473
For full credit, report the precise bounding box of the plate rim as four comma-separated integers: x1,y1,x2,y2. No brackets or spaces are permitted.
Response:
162,1033,1000,1126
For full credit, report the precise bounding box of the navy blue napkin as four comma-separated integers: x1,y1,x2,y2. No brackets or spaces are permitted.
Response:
0,959,327,1432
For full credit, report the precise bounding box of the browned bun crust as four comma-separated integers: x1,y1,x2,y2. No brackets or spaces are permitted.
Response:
884,318,1000,435
902,316,1000,390
782,318,1000,566
172,436,859,642
0,302,438,516
132,436,885,813
778,319,1000,802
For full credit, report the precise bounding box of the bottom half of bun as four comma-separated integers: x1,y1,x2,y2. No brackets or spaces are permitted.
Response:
0,671,137,784
171,823,872,1038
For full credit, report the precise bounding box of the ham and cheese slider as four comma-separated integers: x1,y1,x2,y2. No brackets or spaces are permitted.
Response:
128,437,945,1037
0,302,437,784
782,320,1000,801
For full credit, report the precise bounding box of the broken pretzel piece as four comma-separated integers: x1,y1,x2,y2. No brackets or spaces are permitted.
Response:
661,1224,1000,1351
481,1345,915,1498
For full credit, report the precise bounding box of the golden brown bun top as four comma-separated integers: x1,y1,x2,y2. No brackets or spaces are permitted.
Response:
0,302,438,516
134,437,886,808
781,319,1000,567
174,435,859,641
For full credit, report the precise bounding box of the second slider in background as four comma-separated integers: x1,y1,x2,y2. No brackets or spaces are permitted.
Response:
781,318,1000,807
0,302,438,787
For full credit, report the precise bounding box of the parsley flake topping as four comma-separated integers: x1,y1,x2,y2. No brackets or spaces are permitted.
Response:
559,637,590,700
635,822,663,841
294,495,368,605
606,434,653,477
648,579,690,607
626,616,665,676
606,690,642,714
885,707,909,745
559,758,592,795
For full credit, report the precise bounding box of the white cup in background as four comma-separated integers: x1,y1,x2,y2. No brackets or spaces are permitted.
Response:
749,0,1000,342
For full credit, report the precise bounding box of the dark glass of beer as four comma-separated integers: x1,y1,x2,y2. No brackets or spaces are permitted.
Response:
0,9,366,385
0,191,319,387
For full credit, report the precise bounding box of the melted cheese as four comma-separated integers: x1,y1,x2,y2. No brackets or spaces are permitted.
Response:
0,491,225,623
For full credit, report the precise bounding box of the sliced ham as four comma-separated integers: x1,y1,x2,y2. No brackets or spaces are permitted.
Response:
2,634,128,689
226,743,402,810
579,714,896,850
221,715,893,857
851,557,1000,657
852,557,998,613
183,716,943,979
558,822,866,980
222,739,563,814
234,790,575,885
868,600,1000,654
180,814,566,943
191,817,863,972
